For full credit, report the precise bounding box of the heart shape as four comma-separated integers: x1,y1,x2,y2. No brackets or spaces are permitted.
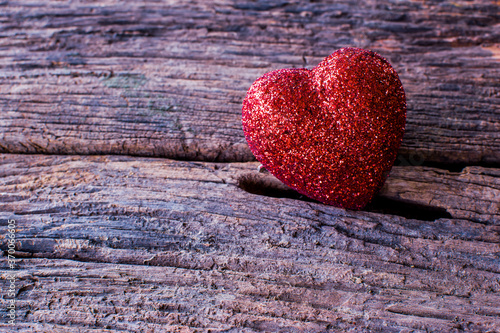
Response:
242,47,406,209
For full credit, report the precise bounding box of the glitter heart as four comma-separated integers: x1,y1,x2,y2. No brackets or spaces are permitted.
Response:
242,47,406,209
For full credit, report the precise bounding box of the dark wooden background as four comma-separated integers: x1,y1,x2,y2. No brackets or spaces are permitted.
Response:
0,1,499,332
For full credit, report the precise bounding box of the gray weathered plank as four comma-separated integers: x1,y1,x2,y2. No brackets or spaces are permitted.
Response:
0,0,498,164
1,153,499,332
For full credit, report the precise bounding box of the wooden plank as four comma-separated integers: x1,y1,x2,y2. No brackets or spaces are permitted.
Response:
1,153,499,331
1,1,499,331
0,0,499,164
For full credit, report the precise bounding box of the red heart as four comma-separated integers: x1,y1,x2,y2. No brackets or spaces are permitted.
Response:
242,47,406,209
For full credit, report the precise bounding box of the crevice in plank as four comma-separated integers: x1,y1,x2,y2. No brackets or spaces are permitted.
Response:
364,197,453,222
236,172,453,221
237,172,317,203
395,154,500,173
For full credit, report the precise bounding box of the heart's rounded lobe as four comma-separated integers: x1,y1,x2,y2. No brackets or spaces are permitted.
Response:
242,47,406,209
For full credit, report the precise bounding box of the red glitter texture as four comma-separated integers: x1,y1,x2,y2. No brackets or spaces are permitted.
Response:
242,47,406,210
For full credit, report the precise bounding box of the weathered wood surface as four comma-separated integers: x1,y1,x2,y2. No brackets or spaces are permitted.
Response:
0,154,499,332
0,0,499,332
0,0,499,164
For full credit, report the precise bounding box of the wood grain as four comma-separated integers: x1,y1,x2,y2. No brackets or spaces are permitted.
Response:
1,153,499,332
0,0,499,164
1,1,499,332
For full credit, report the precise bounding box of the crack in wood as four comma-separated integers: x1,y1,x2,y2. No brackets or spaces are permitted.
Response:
237,172,454,221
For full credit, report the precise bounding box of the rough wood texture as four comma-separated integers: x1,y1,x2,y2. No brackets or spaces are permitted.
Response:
0,154,499,332
1,1,499,332
0,0,499,164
